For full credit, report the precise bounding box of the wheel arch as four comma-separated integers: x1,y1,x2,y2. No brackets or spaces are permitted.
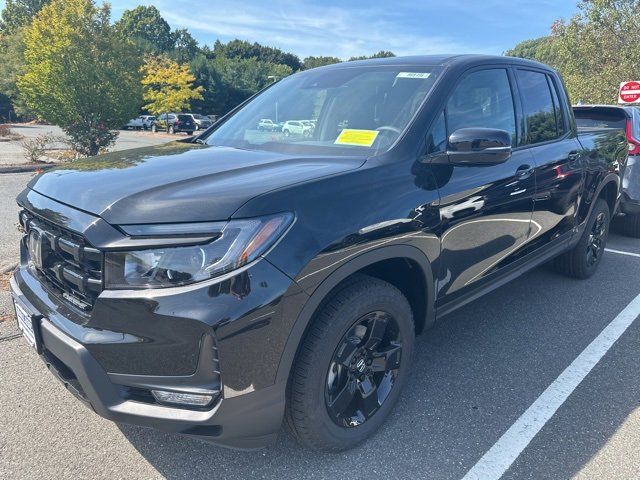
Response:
275,244,435,385
596,174,620,216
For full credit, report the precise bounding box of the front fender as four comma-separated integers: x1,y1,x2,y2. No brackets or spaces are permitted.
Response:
274,244,435,385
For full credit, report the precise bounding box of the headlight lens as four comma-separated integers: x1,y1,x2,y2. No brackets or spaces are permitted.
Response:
105,213,293,289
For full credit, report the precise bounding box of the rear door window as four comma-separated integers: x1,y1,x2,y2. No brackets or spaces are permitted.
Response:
516,69,560,144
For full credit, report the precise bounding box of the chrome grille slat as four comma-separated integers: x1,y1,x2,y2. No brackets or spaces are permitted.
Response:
20,210,103,310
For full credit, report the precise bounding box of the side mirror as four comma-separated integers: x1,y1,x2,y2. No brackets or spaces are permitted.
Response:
447,128,512,165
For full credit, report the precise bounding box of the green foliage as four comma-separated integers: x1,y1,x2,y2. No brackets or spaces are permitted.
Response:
18,0,143,155
551,0,640,104
115,5,173,53
504,36,557,66
348,50,396,61
302,56,342,69
0,0,50,35
171,28,199,63
65,122,118,156
508,1,640,104
188,51,292,116
141,55,204,116
213,39,302,71
0,29,31,119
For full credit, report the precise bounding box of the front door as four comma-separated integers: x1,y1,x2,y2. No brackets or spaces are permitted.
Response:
433,68,536,304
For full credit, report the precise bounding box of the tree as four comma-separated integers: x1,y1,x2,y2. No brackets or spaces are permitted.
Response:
171,28,199,63
213,39,302,71
18,0,143,156
505,36,557,66
0,29,31,120
0,0,50,35
115,5,173,53
302,56,341,69
551,0,640,104
348,50,396,61
141,55,204,128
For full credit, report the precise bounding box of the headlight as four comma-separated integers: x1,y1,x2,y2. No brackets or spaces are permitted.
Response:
104,213,293,289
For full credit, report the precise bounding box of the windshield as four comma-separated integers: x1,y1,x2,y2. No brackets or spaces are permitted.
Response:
193,114,206,119
205,65,440,156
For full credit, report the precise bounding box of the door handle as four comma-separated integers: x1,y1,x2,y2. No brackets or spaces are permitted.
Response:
515,164,534,178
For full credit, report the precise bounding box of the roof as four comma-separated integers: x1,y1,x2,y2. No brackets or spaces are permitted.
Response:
312,54,555,71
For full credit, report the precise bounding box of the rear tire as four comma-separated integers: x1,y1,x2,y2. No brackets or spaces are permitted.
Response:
613,213,640,238
554,199,610,279
286,274,415,451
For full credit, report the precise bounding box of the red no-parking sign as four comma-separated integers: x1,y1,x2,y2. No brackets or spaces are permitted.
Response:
619,81,640,104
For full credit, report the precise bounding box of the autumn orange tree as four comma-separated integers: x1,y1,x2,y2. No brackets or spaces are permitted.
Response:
141,55,203,131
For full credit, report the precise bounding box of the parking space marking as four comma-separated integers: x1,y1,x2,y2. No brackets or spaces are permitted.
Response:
461,292,640,480
605,248,640,258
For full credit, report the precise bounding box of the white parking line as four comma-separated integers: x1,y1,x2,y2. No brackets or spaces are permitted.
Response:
461,292,640,480
605,248,640,258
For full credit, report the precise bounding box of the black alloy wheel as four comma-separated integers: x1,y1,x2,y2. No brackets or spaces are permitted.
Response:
286,274,414,451
554,198,610,279
586,211,606,267
325,311,402,428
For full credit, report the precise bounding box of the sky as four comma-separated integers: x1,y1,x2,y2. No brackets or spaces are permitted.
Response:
1,0,580,59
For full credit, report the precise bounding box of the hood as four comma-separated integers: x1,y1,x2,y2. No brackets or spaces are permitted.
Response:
27,142,363,224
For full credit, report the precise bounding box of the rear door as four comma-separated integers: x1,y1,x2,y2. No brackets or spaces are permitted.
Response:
514,69,584,250
435,67,536,303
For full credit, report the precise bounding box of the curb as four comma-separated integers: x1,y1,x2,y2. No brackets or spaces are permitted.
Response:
0,164,57,174
0,262,17,274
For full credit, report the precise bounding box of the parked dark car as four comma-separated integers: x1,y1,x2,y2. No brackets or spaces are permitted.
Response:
184,113,213,130
573,104,640,236
11,55,625,452
151,113,195,135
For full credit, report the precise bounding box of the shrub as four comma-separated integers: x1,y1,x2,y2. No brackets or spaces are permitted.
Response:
0,124,13,137
64,121,118,157
21,134,52,163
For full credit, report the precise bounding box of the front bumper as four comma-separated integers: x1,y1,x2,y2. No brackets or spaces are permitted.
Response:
10,260,304,449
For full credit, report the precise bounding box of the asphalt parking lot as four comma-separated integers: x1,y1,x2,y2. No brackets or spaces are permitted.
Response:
0,124,177,168
0,172,639,479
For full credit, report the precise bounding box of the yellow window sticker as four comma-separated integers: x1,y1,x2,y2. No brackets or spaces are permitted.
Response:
334,129,379,147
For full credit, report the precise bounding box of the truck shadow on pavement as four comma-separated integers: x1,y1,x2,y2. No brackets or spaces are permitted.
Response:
118,257,640,480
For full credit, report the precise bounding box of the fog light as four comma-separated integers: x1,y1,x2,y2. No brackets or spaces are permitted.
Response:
151,390,214,407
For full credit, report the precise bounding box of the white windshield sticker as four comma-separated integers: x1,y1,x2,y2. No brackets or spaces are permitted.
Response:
396,72,431,79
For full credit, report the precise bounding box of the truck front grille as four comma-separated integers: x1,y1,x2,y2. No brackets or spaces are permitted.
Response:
20,210,103,310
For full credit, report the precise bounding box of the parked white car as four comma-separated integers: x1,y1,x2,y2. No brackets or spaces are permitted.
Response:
257,118,279,131
282,120,312,136
124,115,155,130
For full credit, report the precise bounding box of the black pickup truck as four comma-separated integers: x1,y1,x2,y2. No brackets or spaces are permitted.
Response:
11,55,626,451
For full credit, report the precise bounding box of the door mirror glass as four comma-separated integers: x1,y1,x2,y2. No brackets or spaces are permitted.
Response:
447,127,512,164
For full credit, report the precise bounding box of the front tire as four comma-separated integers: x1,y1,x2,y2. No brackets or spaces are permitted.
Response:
286,274,415,451
554,198,610,279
